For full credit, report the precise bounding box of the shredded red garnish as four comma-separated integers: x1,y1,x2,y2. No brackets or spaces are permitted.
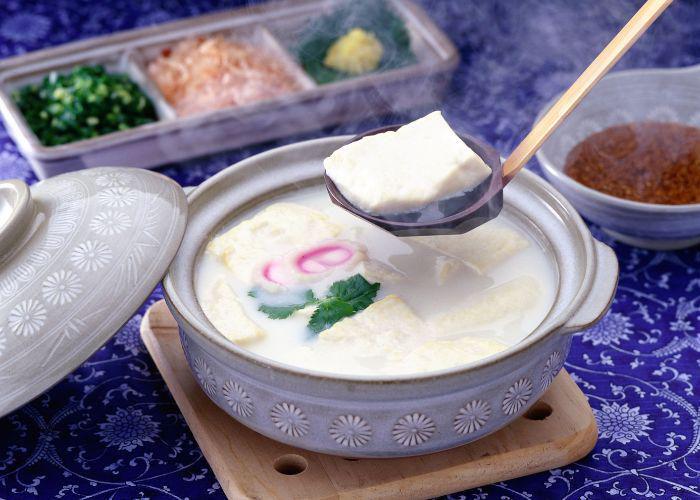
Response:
147,35,301,116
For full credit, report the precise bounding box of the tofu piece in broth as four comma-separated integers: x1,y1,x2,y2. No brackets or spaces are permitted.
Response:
433,276,541,334
201,280,265,344
319,294,429,358
413,221,529,273
392,336,507,373
206,203,342,284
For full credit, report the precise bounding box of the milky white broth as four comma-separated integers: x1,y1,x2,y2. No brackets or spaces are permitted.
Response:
195,184,556,376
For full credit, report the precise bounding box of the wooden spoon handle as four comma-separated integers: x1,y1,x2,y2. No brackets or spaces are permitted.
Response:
502,0,672,178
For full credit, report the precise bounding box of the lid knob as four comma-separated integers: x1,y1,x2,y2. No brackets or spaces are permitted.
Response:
0,179,35,260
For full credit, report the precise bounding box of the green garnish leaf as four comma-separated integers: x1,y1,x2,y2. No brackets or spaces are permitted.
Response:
309,274,380,332
251,274,379,333
303,289,318,304
308,297,356,333
328,274,380,311
258,303,307,320
256,289,317,319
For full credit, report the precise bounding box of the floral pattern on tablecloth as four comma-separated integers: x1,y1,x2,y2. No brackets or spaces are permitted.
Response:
1,1,699,498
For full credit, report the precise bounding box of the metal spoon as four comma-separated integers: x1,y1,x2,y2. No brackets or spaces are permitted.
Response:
325,0,672,237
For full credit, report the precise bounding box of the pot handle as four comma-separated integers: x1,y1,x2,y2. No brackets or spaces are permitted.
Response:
561,240,619,335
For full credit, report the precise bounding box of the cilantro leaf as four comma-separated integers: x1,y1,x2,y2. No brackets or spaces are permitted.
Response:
258,303,306,320
302,289,318,304
328,274,380,312
329,274,375,302
250,274,379,333
347,287,379,311
308,297,355,333
308,274,380,333
255,289,317,320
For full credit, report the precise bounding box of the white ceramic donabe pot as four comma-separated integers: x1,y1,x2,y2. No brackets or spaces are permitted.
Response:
163,136,619,458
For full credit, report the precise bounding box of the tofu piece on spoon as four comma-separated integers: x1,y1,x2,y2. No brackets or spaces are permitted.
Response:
324,111,492,215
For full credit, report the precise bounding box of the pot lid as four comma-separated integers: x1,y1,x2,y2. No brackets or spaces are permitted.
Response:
0,167,186,417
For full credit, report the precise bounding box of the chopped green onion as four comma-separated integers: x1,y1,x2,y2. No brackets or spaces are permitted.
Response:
14,64,158,146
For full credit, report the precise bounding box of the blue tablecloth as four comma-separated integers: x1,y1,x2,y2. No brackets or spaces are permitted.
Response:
1,1,699,498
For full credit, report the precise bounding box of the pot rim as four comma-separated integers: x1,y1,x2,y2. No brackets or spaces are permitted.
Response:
163,135,599,384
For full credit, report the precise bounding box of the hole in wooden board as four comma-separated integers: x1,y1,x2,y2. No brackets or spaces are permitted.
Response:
343,458,359,462
274,454,308,475
524,401,553,420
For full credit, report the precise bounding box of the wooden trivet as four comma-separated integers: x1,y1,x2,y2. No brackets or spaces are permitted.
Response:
141,300,597,499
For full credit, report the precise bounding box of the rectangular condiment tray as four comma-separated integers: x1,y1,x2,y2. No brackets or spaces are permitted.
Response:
0,0,459,179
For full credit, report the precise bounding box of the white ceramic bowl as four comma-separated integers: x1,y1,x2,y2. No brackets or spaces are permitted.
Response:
536,64,700,250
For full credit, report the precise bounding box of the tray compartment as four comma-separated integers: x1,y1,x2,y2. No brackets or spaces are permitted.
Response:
266,0,446,86
258,26,317,92
133,23,316,117
125,51,178,121
0,50,173,150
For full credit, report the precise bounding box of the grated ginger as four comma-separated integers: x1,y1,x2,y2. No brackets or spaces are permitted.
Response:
323,28,384,75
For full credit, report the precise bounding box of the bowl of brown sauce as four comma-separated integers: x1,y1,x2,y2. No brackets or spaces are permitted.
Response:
535,64,700,250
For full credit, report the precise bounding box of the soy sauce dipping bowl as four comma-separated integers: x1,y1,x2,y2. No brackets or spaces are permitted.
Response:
536,64,700,250
325,126,505,237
